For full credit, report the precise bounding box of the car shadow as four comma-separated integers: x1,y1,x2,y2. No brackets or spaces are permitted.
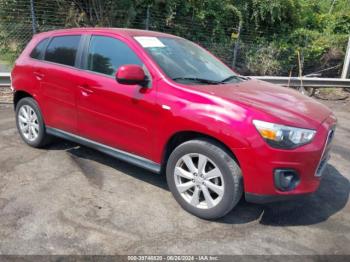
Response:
217,164,349,226
47,140,350,226
48,140,169,190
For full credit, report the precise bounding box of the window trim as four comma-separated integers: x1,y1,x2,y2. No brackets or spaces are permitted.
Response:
75,34,89,69
80,34,91,71
27,33,153,86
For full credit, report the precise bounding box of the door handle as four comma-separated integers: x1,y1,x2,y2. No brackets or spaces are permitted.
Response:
79,84,94,96
34,71,44,80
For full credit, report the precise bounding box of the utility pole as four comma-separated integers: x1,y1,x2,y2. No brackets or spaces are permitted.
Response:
231,26,241,69
297,50,306,94
30,0,37,34
145,5,150,30
341,36,350,79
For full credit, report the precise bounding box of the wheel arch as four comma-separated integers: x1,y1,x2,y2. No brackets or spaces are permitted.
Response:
161,130,241,173
13,90,33,110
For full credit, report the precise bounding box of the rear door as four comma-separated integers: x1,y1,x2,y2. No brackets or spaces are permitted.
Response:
39,34,83,134
76,34,158,159
15,37,50,108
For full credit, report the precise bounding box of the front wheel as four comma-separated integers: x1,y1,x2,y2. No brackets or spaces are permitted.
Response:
166,139,243,220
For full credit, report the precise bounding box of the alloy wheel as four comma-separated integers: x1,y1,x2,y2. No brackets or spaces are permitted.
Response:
174,153,224,209
18,105,39,142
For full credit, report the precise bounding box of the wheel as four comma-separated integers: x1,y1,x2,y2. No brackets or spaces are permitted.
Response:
166,139,243,219
16,97,52,148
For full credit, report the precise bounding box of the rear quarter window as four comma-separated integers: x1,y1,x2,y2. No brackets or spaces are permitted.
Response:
30,38,49,60
44,35,81,67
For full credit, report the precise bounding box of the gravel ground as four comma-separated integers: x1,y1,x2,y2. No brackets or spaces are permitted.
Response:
0,87,12,104
0,97,349,255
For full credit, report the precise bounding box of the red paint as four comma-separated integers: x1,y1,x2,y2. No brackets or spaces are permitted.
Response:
116,64,146,84
11,28,336,198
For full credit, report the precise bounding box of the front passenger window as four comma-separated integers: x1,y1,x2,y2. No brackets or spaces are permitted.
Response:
87,36,143,76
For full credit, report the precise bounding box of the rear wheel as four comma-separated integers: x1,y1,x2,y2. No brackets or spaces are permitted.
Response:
16,97,52,148
166,139,243,219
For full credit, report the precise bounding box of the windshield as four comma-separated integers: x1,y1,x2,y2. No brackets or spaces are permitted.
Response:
134,36,241,85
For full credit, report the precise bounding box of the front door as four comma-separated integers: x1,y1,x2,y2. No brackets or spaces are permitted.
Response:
76,35,158,160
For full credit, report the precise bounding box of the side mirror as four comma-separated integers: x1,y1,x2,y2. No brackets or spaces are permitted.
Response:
116,64,147,86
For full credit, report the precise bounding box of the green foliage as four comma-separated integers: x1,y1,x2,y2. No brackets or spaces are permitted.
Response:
236,0,301,34
244,40,282,75
240,0,350,75
0,0,349,76
329,14,350,34
274,29,348,75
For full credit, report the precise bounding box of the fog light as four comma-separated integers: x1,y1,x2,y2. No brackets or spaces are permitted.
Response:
274,169,300,191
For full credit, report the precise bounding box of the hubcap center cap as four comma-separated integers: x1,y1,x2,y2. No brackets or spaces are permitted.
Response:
194,175,204,185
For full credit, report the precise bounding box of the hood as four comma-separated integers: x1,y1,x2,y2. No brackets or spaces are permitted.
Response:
188,79,332,128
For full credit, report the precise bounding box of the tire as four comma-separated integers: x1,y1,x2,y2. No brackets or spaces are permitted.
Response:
166,139,243,220
15,97,52,148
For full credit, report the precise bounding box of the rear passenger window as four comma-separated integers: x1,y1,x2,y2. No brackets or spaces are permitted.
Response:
30,38,49,59
87,36,142,76
45,35,81,66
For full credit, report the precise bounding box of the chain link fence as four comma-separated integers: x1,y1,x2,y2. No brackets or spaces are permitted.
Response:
0,0,349,77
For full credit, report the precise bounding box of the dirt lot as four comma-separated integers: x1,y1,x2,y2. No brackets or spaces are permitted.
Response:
0,96,349,255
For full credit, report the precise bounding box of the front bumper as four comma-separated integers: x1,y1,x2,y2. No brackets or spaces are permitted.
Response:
235,114,336,200
245,192,312,204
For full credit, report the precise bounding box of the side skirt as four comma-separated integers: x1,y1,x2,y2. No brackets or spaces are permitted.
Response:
46,127,161,174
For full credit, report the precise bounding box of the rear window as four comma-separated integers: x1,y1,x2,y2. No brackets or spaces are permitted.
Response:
44,35,81,67
30,38,49,59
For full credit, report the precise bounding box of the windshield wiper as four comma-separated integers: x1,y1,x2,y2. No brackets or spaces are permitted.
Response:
172,77,220,85
219,75,246,83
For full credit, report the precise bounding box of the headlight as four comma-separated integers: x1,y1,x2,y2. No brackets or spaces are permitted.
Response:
253,120,316,149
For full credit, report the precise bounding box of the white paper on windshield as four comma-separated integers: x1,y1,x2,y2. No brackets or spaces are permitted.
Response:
135,36,165,48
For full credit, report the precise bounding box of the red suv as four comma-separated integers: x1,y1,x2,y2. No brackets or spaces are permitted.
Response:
11,28,336,219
